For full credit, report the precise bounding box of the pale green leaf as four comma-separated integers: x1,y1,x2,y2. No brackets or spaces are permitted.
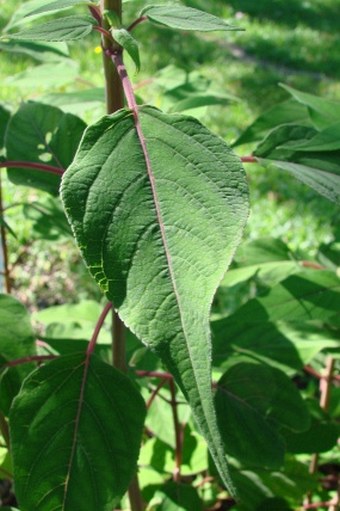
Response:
111,28,140,71
141,5,241,32
61,105,249,495
6,16,94,42
0,295,36,379
25,0,91,18
10,353,146,511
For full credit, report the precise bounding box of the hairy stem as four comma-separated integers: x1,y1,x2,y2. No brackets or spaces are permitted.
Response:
3,354,56,368
0,173,11,293
127,15,147,32
0,161,64,175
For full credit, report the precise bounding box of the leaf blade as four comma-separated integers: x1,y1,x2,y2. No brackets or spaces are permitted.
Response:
10,353,146,511
6,16,93,42
61,106,249,494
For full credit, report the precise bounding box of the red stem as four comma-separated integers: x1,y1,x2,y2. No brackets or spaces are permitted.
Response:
240,155,257,163
87,302,113,355
127,15,148,32
0,161,64,175
146,378,167,410
89,4,102,25
93,25,113,40
2,354,56,368
136,370,173,380
110,51,138,112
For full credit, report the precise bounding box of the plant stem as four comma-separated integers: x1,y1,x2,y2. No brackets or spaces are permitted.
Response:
136,370,173,380
0,411,10,449
0,173,11,293
305,357,335,505
0,161,64,175
101,2,144,510
87,302,112,355
3,354,56,368
240,155,258,163
146,378,167,410
100,0,124,113
169,379,183,482
127,15,147,32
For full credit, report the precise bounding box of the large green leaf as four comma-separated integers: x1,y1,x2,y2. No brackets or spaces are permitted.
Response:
215,363,310,469
61,105,249,495
141,5,240,32
10,353,146,511
281,121,340,152
0,295,36,378
6,16,94,42
5,102,86,194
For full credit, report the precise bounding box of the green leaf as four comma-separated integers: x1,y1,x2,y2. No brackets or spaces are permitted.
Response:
141,5,241,32
25,0,90,18
215,364,285,469
10,353,146,511
169,93,236,113
0,295,36,379
215,363,310,469
0,39,69,60
281,121,340,152
6,16,94,42
23,196,72,241
5,60,79,91
111,28,140,72
263,159,340,204
0,105,11,151
232,99,310,147
280,84,340,131
149,482,203,511
0,355,21,416
61,105,249,495
5,101,86,195
283,420,339,453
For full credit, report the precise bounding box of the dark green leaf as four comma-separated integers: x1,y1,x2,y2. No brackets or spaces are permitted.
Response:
150,482,203,511
283,420,338,453
0,295,36,379
212,318,340,374
141,5,240,32
281,121,340,152
111,28,140,71
0,355,21,416
280,84,340,130
23,197,72,241
0,105,11,151
232,99,310,147
25,0,90,18
215,364,285,469
254,124,317,160
5,102,86,194
7,16,94,42
61,105,249,495
10,353,146,511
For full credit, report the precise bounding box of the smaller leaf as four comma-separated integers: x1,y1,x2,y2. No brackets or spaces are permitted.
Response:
0,355,22,416
283,420,339,453
141,5,241,32
25,0,90,18
281,121,340,152
111,28,140,71
0,105,11,151
280,83,340,130
169,93,236,113
149,482,203,511
263,159,340,205
6,16,94,41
